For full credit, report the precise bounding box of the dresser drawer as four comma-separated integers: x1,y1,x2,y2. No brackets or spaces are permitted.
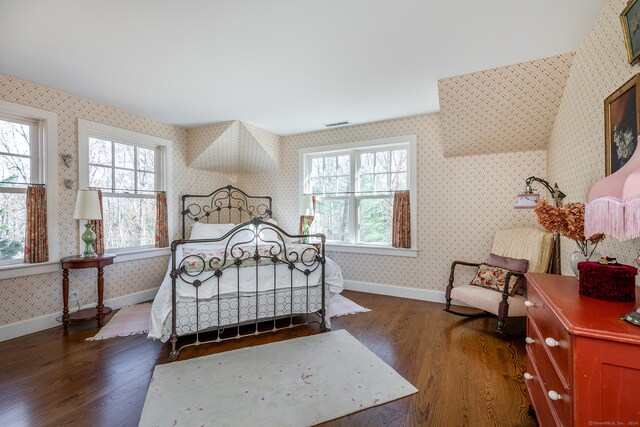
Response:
527,319,572,426
526,284,570,386
526,347,561,427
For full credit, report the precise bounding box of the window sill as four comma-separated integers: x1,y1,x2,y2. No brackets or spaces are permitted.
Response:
0,261,60,280
325,243,418,257
110,247,171,263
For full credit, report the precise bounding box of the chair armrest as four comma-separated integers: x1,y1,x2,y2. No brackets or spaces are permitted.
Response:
448,261,481,289
501,271,525,298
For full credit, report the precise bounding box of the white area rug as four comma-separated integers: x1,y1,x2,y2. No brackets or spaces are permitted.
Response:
85,303,151,341
330,293,371,317
139,330,417,427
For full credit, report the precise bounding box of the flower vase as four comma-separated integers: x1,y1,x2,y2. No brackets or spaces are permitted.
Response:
570,248,602,278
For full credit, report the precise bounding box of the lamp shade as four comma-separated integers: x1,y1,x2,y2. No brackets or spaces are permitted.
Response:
73,189,102,220
299,195,314,216
585,137,640,240
515,193,540,209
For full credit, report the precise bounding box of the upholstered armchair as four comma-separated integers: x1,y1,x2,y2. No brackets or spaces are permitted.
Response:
444,227,554,333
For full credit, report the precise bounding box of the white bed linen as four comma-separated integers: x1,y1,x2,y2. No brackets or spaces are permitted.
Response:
148,242,343,341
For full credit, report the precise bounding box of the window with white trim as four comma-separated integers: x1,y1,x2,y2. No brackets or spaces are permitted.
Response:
0,101,58,268
79,120,172,253
301,136,416,249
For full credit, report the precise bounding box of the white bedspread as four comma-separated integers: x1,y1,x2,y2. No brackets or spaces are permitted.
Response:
148,242,343,341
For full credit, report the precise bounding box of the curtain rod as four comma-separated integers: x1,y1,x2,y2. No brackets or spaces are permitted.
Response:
306,189,409,196
0,182,45,186
89,186,164,194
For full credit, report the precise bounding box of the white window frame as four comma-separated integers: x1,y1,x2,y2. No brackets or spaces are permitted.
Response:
299,135,417,257
78,119,173,262
0,100,59,279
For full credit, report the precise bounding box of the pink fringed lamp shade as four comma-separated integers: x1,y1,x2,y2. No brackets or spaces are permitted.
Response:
585,138,640,240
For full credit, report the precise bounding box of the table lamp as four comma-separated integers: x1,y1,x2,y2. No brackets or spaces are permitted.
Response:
74,189,102,257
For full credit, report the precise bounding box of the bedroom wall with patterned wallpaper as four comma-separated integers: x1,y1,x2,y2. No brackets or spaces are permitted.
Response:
0,74,233,327
239,114,546,291
547,0,640,274
439,53,575,158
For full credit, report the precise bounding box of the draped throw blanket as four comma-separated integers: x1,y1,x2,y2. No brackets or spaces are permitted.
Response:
24,185,48,263
392,191,411,248
89,189,105,254
155,191,169,248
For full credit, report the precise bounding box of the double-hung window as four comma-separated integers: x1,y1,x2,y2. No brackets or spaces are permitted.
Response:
0,100,58,275
78,120,172,256
300,135,417,256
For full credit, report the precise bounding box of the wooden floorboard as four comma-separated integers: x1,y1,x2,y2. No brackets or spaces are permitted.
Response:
0,291,537,427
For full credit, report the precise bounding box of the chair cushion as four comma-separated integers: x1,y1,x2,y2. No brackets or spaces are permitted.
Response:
487,253,528,295
470,264,521,296
491,227,553,273
450,285,528,317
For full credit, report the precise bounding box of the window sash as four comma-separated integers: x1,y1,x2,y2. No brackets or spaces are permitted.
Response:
305,143,409,246
0,115,45,265
87,136,163,251
0,116,41,186
88,138,160,194
101,194,156,250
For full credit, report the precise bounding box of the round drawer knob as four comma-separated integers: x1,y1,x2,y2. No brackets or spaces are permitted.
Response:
545,337,559,347
525,337,534,344
524,300,534,307
524,372,533,380
548,390,561,401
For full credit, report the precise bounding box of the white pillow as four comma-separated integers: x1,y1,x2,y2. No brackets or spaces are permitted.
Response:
259,219,285,243
189,222,235,241
228,225,256,246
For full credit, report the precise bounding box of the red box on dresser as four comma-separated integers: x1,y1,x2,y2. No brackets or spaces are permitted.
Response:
524,273,640,427
577,261,637,302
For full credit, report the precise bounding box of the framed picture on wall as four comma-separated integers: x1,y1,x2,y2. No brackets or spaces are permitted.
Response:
621,0,640,65
605,74,640,176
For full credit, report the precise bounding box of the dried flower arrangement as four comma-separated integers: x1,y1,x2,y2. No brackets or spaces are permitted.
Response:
534,199,605,257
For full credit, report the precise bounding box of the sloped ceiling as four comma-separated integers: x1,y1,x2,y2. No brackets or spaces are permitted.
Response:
438,53,575,157
187,121,281,174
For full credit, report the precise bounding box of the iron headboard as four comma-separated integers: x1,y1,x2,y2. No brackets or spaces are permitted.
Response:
181,185,273,238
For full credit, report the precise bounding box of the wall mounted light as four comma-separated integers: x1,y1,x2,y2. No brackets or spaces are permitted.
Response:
61,154,73,168
515,176,566,209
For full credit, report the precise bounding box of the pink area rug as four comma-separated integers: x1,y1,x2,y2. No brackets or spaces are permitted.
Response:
86,303,151,341
88,294,370,341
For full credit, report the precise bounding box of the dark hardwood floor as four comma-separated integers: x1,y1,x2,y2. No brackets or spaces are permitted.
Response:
0,291,537,427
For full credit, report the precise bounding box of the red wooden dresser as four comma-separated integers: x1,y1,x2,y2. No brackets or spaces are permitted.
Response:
524,273,640,427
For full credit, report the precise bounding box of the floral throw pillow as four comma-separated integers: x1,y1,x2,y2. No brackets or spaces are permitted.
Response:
470,264,521,296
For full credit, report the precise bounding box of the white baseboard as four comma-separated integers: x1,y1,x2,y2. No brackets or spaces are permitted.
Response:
0,287,159,342
343,279,448,303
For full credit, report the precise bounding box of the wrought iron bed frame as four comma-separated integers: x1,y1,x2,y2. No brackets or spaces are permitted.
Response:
169,185,327,361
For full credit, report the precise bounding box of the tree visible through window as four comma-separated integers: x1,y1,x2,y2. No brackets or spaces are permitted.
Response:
304,141,410,246
0,118,36,261
88,137,157,250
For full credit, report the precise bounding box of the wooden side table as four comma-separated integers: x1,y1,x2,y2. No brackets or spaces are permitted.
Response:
61,253,116,329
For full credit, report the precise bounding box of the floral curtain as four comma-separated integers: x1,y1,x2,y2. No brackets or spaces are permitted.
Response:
155,191,169,248
24,185,48,263
392,191,411,248
299,196,316,234
89,189,104,254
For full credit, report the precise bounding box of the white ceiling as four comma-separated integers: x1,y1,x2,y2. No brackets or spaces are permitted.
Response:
0,0,608,135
